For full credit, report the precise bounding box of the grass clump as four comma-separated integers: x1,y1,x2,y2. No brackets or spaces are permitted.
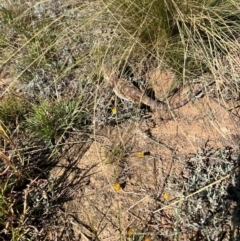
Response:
101,0,240,80
0,124,37,240
106,144,126,164
0,96,29,130
0,122,63,241
26,99,91,144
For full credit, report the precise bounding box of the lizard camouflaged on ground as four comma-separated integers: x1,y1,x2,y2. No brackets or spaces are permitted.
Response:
103,64,213,111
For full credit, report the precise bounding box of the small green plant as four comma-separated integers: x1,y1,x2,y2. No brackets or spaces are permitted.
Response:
105,143,129,189
105,145,126,164
0,96,29,130
25,99,91,143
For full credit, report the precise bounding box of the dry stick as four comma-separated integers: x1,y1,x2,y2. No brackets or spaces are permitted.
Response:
153,171,233,213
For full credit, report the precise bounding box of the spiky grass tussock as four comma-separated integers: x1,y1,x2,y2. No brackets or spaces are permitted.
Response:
25,99,92,144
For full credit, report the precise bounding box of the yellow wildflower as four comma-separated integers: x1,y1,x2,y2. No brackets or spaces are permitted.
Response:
144,237,152,241
113,183,121,191
111,107,117,114
136,152,144,158
127,228,134,236
163,193,169,200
